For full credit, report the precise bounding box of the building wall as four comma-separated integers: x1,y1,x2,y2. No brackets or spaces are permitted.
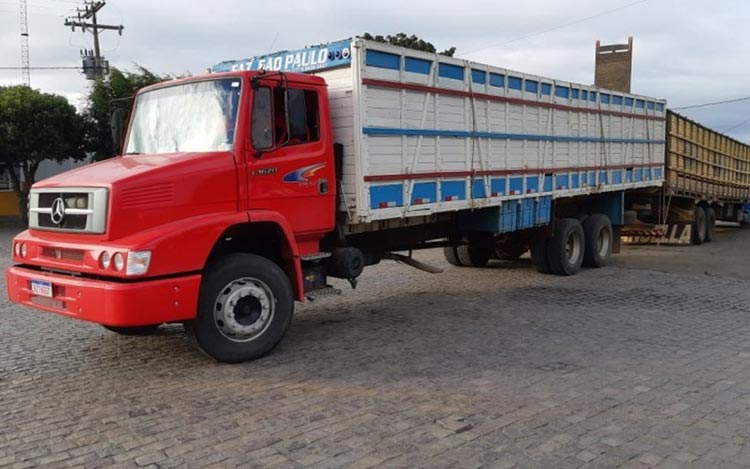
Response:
595,37,633,93
0,158,89,216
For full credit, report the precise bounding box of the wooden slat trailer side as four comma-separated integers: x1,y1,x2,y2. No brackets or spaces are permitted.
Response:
623,111,750,244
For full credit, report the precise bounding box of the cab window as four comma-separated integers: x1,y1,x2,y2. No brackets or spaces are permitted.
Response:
272,87,320,146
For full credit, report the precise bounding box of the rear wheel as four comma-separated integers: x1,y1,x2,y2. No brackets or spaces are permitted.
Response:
443,246,462,266
692,206,707,245
456,244,492,267
582,214,613,268
185,253,294,363
102,325,161,335
704,207,716,242
547,218,585,276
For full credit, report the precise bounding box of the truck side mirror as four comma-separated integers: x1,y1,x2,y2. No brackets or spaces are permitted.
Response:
110,108,127,155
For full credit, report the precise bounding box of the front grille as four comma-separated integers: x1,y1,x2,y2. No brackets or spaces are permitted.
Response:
29,188,108,234
41,247,85,263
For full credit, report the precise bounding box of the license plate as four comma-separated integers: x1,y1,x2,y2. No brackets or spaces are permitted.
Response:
31,279,53,298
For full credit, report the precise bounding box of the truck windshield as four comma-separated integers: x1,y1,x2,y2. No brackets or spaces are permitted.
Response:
124,78,242,155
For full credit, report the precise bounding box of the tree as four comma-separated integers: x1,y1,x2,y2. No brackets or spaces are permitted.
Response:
0,86,87,222
362,33,456,57
84,66,172,160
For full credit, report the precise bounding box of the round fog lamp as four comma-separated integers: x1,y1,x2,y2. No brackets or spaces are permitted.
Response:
100,251,111,269
113,252,125,272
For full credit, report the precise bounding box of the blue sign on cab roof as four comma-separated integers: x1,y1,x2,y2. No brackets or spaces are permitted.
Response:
211,39,352,74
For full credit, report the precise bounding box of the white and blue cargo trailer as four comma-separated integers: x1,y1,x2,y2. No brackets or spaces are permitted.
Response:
213,38,668,275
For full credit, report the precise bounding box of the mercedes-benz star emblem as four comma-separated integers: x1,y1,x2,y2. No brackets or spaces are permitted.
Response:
50,197,66,225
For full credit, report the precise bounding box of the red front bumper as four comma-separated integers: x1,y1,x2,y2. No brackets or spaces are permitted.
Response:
6,266,201,326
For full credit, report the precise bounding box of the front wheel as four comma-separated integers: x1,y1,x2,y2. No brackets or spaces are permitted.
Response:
185,253,294,363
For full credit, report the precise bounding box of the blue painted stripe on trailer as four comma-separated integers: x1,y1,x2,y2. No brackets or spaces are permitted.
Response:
405,57,431,75
490,73,505,88
366,50,400,70
472,179,486,198
571,173,580,188
526,176,539,193
654,167,663,178
370,184,403,209
509,177,523,194
438,63,464,80
599,171,609,184
555,174,568,189
441,180,466,200
490,178,506,196
411,182,437,204
508,76,522,90
543,174,553,192
362,127,665,144
612,171,622,184
471,69,486,84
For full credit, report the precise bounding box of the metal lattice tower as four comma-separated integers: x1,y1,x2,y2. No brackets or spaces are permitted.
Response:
20,0,30,86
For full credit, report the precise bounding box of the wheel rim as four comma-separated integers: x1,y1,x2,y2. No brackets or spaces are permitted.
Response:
213,277,275,343
597,227,611,258
565,232,581,265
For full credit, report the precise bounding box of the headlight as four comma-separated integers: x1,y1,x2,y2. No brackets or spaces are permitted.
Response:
13,242,20,256
113,252,125,271
20,243,27,258
100,251,111,269
126,251,151,276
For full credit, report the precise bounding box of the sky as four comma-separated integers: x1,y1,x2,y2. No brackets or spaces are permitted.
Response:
1,0,749,141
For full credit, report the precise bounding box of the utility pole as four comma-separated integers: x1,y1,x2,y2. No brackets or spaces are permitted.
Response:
64,1,124,80
20,0,30,86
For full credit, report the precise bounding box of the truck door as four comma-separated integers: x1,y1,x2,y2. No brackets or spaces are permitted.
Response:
246,78,336,243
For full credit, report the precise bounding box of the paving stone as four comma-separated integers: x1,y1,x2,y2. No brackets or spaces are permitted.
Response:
2,222,750,467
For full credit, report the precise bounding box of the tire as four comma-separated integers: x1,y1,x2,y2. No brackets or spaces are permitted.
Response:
530,237,551,274
185,253,294,363
704,207,716,242
691,206,707,245
456,244,491,267
102,325,161,335
443,246,462,266
547,218,585,276
582,214,613,268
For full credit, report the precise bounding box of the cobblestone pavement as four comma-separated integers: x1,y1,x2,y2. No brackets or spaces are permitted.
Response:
2,220,750,468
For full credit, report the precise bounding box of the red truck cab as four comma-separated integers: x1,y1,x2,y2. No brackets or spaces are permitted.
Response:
6,71,338,362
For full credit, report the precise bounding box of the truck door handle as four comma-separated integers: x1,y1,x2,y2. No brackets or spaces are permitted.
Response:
319,178,329,194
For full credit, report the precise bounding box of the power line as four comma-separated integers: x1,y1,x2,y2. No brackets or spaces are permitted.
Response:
464,0,652,55
724,116,750,134
0,66,82,69
672,96,750,111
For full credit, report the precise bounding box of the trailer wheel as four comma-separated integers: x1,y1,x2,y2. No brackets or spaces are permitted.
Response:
582,214,613,268
691,206,707,245
185,253,294,363
443,247,462,266
456,244,491,267
530,237,551,274
102,325,161,335
704,207,716,242
547,218,585,276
